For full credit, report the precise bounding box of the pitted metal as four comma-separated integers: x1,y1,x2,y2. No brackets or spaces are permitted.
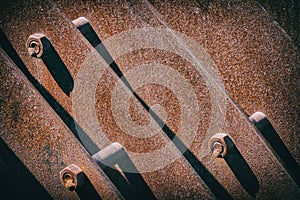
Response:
1,0,300,199
209,133,234,158
60,164,86,191
26,33,50,58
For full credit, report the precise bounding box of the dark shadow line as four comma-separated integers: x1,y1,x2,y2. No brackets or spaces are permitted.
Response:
119,153,157,200
99,163,141,200
252,116,300,188
0,28,99,156
76,21,157,200
137,94,233,200
0,138,53,200
224,146,259,197
39,38,74,97
93,142,156,200
0,28,142,200
75,173,102,200
75,19,233,200
160,112,232,200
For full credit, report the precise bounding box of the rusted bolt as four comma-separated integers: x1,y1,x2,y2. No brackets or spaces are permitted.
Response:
209,133,234,158
211,141,224,157
60,164,86,191
26,33,50,58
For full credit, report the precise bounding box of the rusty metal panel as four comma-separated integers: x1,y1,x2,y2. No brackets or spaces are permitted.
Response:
1,0,300,199
0,137,52,199
0,50,122,199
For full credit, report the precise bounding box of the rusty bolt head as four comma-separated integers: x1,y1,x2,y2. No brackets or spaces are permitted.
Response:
26,33,48,58
60,164,86,191
211,141,224,157
209,133,234,158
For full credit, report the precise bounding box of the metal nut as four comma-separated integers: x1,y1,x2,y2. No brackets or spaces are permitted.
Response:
209,133,234,158
26,33,49,58
60,164,86,191
211,141,224,157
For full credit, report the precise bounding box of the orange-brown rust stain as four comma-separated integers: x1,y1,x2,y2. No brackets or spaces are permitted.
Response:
149,0,300,165
1,0,300,199
0,53,121,199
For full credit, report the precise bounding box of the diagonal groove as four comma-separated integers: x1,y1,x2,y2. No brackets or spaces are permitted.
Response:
250,112,300,189
0,28,136,200
73,17,233,200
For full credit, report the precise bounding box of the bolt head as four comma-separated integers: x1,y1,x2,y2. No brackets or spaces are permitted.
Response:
63,175,76,191
26,33,47,58
209,133,234,158
212,141,224,157
60,164,86,191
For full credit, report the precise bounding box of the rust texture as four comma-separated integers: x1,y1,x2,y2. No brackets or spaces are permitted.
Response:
257,0,300,51
26,33,48,58
60,164,86,191
0,0,300,199
0,52,121,199
209,133,234,158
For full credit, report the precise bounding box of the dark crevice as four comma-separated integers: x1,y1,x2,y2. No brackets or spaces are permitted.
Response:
0,28,99,156
75,173,102,200
96,157,156,200
76,20,157,200
0,28,154,200
0,137,53,200
223,138,259,197
252,116,300,189
39,37,74,96
76,18,233,200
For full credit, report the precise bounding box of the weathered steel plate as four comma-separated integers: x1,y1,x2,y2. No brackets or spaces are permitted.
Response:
1,0,299,199
0,50,122,199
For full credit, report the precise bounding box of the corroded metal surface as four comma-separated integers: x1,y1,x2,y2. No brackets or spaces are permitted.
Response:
1,0,300,199
0,51,121,199
257,0,300,51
